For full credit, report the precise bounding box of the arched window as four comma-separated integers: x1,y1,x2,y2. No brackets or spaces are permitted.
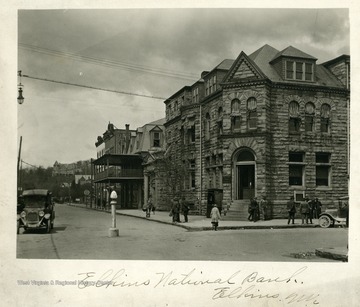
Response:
237,150,255,161
247,97,257,129
320,104,331,133
289,101,300,133
231,99,240,113
305,102,315,132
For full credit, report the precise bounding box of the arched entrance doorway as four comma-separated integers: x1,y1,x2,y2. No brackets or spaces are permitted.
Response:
234,149,256,200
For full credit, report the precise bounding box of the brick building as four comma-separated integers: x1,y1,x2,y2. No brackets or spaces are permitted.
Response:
163,44,350,219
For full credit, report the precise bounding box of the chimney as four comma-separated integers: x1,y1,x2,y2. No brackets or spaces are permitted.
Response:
125,124,130,153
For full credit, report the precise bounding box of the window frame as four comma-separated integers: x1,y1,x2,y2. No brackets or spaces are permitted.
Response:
288,152,305,186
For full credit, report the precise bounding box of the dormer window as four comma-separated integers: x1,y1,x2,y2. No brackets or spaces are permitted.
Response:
286,60,314,82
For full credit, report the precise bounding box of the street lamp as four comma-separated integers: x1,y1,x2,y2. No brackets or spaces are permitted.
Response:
108,187,119,237
18,71,24,105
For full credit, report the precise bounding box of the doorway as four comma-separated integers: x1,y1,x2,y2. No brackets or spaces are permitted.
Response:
237,164,255,199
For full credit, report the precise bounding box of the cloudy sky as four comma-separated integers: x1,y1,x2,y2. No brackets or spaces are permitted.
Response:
16,6,350,168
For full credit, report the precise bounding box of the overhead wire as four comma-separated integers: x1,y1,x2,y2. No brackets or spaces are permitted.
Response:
22,74,168,100
19,43,199,81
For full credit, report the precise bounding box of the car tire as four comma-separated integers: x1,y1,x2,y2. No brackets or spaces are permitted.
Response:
319,215,332,228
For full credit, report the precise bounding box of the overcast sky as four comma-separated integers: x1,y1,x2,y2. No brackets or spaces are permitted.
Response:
17,7,350,168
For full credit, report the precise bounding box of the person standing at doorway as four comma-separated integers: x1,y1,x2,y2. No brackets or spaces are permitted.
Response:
248,197,259,222
287,196,296,224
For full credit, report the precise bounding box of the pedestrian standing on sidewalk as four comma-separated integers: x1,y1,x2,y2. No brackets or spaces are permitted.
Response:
181,197,190,223
300,197,310,224
313,197,322,218
307,197,313,224
210,204,221,231
248,197,259,222
287,196,296,224
259,196,268,221
171,197,181,223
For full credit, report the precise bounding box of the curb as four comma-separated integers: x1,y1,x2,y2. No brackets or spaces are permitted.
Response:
315,248,348,262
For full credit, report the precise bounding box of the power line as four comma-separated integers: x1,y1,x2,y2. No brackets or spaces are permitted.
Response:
21,160,39,168
19,43,199,81
22,74,168,100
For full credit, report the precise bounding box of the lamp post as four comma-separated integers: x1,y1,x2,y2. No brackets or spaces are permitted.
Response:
108,187,119,237
18,71,24,105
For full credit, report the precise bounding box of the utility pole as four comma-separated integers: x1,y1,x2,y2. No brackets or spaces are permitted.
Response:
17,136,22,195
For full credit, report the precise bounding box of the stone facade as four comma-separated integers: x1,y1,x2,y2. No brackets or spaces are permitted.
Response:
163,44,350,219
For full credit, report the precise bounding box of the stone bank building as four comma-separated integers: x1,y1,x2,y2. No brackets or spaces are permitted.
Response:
162,44,349,219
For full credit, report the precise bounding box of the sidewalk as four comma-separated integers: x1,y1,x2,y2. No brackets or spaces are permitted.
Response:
67,203,348,261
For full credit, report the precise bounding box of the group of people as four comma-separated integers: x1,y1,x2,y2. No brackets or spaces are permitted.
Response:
170,197,190,223
287,196,322,225
248,196,269,222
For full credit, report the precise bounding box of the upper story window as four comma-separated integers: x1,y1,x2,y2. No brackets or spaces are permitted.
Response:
286,60,314,82
217,107,223,135
231,99,240,113
152,131,161,147
320,104,331,133
188,126,195,144
289,101,301,133
192,87,199,103
305,102,315,132
247,97,257,130
205,113,211,140
205,75,217,96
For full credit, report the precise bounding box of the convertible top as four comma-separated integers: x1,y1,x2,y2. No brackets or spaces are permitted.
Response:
22,189,51,196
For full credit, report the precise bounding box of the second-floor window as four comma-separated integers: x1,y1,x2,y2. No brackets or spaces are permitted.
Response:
305,102,315,132
289,101,301,133
320,103,331,133
153,132,161,147
247,97,257,130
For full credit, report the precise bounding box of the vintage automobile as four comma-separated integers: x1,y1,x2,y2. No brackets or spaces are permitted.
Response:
318,196,348,228
17,189,55,234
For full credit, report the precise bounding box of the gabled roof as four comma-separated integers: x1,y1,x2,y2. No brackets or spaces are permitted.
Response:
270,45,317,62
249,44,283,81
222,51,268,84
221,44,346,88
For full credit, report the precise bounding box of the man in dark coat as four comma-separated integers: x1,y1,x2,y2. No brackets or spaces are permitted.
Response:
248,197,259,222
287,196,296,225
181,198,190,223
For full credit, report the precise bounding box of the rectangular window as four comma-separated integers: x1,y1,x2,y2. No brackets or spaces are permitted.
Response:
286,61,294,79
188,126,195,143
153,132,160,147
305,115,314,132
248,111,257,129
232,116,241,131
320,118,330,133
289,152,304,186
289,118,301,133
296,62,303,80
316,153,331,186
305,63,313,81
190,171,196,189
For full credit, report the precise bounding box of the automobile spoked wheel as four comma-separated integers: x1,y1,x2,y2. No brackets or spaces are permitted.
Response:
319,215,332,228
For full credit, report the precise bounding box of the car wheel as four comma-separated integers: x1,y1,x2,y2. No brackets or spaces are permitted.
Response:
17,220,20,234
319,215,332,228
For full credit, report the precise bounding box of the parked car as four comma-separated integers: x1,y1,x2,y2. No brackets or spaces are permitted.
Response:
318,196,348,228
17,189,55,234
